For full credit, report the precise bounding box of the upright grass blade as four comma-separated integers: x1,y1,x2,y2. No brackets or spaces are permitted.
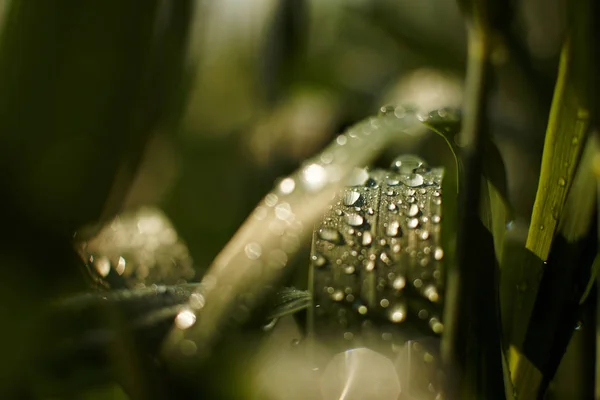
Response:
440,0,509,398
505,0,595,393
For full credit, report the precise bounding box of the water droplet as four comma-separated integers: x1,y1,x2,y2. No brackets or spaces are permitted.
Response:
343,265,356,274
244,242,262,260
331,290,345,302
431,215,441,224
347,168,370,186
311,254,327,267
413,279,423,288
407,203,420,217
275,202,294,221
365,259,376,271
539,225,545,231
418,310,429,319
336,135,348,145
362,231,373,246
366,208,375,215
379,104,395,116
302,163,328,191
380,299,390,308
387,177,401,186
386,221,401,237
391,155,426,174
575,320,583,331
394,106,406,118
93,256,111,277
433,247,444,261
429,318,444,334
423,285,439,302
404,173,424,187
343,191,361,206
408,218,419,229
358,305,368,315
558,177,566,187
175,309,197,330
389,305,407,323
278,177,296,194
345,213,364,227
265,193,279,207
380,252,393,265
387,203,397,211
392,276,406,291
318,228,344,244
420,230,430,240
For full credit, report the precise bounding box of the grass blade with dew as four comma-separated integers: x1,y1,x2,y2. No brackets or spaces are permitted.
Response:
506,2,594,392
161,110,430,366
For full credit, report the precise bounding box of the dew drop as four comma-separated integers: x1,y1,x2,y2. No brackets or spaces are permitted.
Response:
278,177,296,194
386,221,401,237
423,285,439,302
431,215,441,224
362,231,373,246
380,252,393,265
331,290,345,302
389,305,407,323
345,213,364,227
365,259,376,271
388,203,397,212
404,173,424,187
347,168,370,186
386,177,401,186
430,318,444,334
318,228,344,244
244,242,262,260
358,305,368,315
391,155,426,174
558,177,566,187
175,309,197,330
343,191,361,206
407,203,420,217
392,276,406,291
433,247,444,261
343,265,356,275
380,299,390,308
302,163,328,191
408,218,419,229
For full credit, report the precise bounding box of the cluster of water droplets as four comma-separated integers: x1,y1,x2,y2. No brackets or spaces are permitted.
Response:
77,206,196,289
310,154,445,356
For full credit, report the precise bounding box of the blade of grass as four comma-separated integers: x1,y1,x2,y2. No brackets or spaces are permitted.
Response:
441,0,507,397
506,0,595,392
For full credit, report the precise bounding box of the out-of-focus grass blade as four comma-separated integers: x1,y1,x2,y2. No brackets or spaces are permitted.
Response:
0,1,194,396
